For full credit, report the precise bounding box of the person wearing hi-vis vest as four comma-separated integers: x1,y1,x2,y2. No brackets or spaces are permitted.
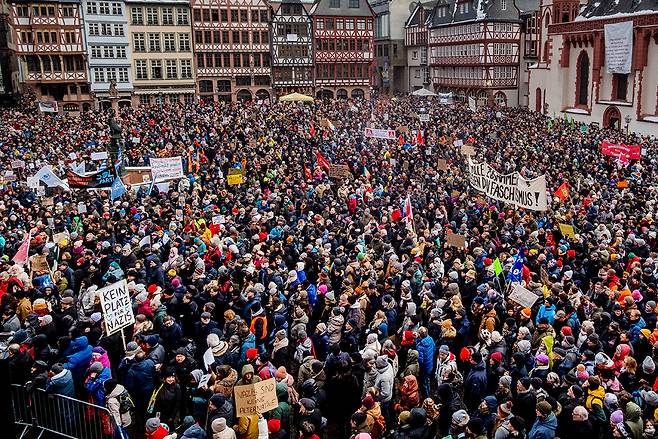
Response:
249,302,268,353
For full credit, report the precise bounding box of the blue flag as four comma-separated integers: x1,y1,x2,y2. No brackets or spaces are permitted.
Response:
507,248,525,283
146,177,156,196
110,177,126,201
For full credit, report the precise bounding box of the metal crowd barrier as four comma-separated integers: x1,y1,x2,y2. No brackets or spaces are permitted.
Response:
11,384,123,439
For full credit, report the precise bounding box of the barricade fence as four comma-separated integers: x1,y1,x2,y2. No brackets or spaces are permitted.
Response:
11,384,123,439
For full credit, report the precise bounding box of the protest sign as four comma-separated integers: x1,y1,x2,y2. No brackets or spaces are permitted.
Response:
559,223,575,239
11,160,25,169
467,158,548,211
328,164,351,179
461,144,476,156
604,21,633,74
419,113,430,122
234,378,278,416
228,168,246,176
98,280,134,336
227,173,244,185
437,159,448,171
150,156,184,182
509,284,540,308
27,176,39,189
91,151,108,161
52,232,69,244
453,139,464,147
66,168,115,189
364,127,396,140
445,233,467,248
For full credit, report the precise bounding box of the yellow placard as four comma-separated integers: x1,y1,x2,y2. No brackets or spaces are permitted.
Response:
559,223,575,239
227,173,244,186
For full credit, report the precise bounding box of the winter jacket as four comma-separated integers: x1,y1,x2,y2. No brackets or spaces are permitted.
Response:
63,336,93,383
528,413,557,439
536,305,556,325
374,362,394,402
624,401,643,439
125,357,156,401
106,384,133,427
84,366,111,405
464,361,488,410
327,314,344,346
180,423,207,439
234,415,259,439
46,369,75,397
416,335,435,374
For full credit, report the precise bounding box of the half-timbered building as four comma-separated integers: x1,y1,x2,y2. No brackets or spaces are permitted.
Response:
9,0,92,110
427,0,522,106
529,0,658,135
311,0,375,99
404,1,433,92
0,0,18,99
269,0,313,97
191,0,271,102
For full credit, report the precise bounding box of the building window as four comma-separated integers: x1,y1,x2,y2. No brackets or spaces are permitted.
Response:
251,10,259,22
151,60,162,79
316,19,324,30
236,76,251,86
93,68,105,82
103,46,113,58
164,33,176,51
222,31,229,43
233,54,241,67
99,2,110,14
89,24,99,36
252,31,260,44
131,7,143,24
199,80,213,92
242,53,250,66
240,10,248,22
231,9,238,22
133,33,145,52
242,31,249,44
494,91,507,106
118,67,128,82
166,60,177,79
357,19,365,30
139,95,150,105
260,10,268,22
576,51,589,106
179,33,190,51
349,0,360,8
180,59,192,78
112,2,121,15
148,33,161,51
330,0,340,8
87,2,98,14
135,60,147,79
101,23,112,36
162,8,173,25
613,73,628,101
217,80,231,92
177,8,189,25
107,67,117,82
197,53,205,68
326,18,334,30
223,53,230,67
147,7,158,25
501,0,507,10
117,47,126,58
91,46,101,58
114,24,124,36
232,31,240,44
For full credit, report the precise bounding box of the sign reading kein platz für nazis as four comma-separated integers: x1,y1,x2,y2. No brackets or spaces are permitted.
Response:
233,378,278,416
98,280,135,335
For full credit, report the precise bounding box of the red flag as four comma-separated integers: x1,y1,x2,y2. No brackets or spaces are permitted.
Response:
316,151,330,170
415,129,424,146
554,181,570,202
309,122,316,137
304,164,312,180
398,134,405,145
404,196,415,232
601,140,640,161
391,208,401,222
12,233,30,265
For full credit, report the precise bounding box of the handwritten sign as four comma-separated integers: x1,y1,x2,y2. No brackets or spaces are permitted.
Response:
437,159,448,171
419,113,430,122
98,280,135,336
11,160,25,169
445,233,467,248
509,284,540,308
227,173,245,185
559,223,575,239
461,144,476,156
364,127,396,140
150,156,184,182
234,378,278,416
328,164,351,179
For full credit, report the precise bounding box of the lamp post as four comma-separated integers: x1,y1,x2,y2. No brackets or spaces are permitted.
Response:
625,114,631,134
543,102,549,115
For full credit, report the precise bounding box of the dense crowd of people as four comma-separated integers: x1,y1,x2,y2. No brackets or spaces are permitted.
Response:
0,94,657,439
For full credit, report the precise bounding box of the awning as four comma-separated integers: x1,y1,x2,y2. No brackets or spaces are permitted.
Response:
411,88,437,97
278,92,314,102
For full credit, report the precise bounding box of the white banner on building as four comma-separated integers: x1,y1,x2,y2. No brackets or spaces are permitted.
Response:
98,280,135,335
364,127,396,140
38,101,58,113
438,92,453,104
468,96,477,112
604,21,633,74
467,157,548,211
150,156,184,182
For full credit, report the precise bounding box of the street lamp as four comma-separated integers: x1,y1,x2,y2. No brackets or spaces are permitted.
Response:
625,114,631,134
543,102,549,115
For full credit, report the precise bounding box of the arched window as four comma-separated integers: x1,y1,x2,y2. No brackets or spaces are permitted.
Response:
494,91,507,106
576,51,589,106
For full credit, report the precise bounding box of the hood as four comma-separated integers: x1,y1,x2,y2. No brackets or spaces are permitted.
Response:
182,424,205,439
108,383,127,398
276,382,288,400
539,413,558,431
588,385,606,401
408,407,427,428
241,364,255,377
403,375,419,392
625,401,641,421
71,336,89,352
406,349,418,364
615,343,632,360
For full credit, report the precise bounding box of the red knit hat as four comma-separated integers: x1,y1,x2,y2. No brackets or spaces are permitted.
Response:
490,351,503,362
267,419,281,433
561,326,573,336
362,395,375,410
246,348,259,361
460,347,472,362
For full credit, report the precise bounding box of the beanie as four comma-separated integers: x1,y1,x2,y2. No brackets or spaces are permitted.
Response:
536,401,552,417
467,418,484,435
211,418,227,433
267,419,281,433
145,417,160,433
490,351,503,362
452,409,469,426
362,395,375,410
459,347,472,362
610,410,624,424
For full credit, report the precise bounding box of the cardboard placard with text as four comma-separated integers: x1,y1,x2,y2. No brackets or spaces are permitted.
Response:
437,159,448,171
234,378,278,416
445,233,467,248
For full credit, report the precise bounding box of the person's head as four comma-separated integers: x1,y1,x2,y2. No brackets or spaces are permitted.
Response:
165,374,177,385
536,401,552,419
573,406,589,422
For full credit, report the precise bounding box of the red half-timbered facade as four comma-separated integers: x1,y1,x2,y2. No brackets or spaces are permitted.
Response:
191,0,271,102
404,1,432,91
9,0,92,108
310,0,374,99
428,0,522,106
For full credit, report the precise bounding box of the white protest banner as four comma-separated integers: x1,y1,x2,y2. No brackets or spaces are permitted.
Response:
467,157,548,211
605,21,633,74
234,378,278,416
91,151,108,161
509,284,540,308
150,156,184,182
419,113,430,122
364,127,396,140
26,176,39,189
98,280,135,335
11,160,25,169
469,96,477,112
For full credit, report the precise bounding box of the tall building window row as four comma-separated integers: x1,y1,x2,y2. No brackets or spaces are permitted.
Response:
131,6,189,26
196,52,270,69
193,7,268,24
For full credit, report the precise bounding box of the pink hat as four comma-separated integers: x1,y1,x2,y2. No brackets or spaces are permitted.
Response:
318,284,328,294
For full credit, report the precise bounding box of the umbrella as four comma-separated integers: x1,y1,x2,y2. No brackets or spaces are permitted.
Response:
278,93,314,102
411,88,437,97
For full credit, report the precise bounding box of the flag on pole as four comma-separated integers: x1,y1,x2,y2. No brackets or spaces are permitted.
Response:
304,164,312,180
146,177,156,196
404,196,414,232
398,134,405,145
414,129,424,146
12,233,31,265
110,177,127,200
493,258,503,276
363,166,371,179
554,181,570,202
309,122,316,137
507,249,525,283
316,151,330,171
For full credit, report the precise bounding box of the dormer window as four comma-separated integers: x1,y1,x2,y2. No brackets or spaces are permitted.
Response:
501,0,507,10
458,1,470,14
437,5,448,17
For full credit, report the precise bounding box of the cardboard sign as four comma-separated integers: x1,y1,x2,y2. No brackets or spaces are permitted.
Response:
419,113,430,122
328,164,351,179
91,151,108,161
445,233,467,248
11,160,25,169
150,156,184,182
461,144,476,156
52,232,69,244
559,223,575,239
437,159,448,171
228,168,246,176
509,284,540,308
234,378,278,416
98,280,135,335
227,173,245,185
397,125,409,134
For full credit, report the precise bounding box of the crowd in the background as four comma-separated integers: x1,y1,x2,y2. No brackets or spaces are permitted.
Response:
0,95,657,439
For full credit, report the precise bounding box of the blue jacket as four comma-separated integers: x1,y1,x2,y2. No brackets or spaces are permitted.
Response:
465,361,488,408
125,358,156,398
630,317,646,344
84,367,111,405
416,334,436,374
528,413,557,439
63,336,93,383
47,369,75,397
536,305,556,325
239,332,256,364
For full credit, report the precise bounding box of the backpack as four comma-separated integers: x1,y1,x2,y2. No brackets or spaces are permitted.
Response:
117,390,135,415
